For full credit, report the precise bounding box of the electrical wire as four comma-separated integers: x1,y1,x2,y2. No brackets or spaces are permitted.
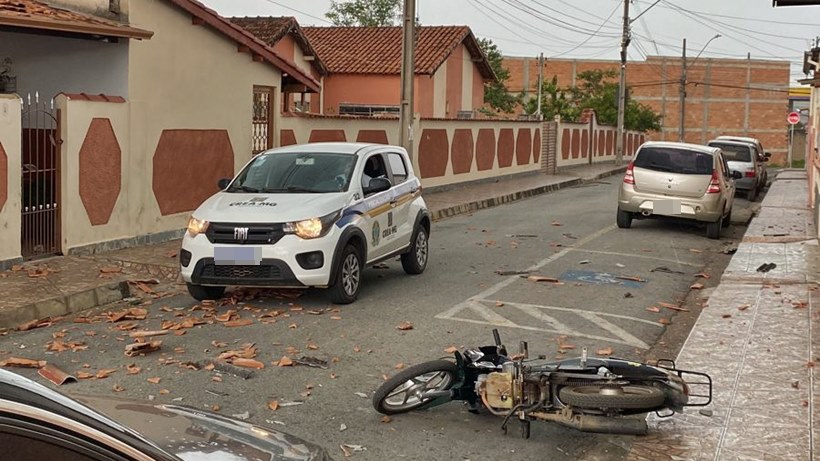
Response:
259,0,333,25
548,0,623,59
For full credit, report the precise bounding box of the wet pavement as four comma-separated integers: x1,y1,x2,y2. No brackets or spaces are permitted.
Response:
628,169,818,461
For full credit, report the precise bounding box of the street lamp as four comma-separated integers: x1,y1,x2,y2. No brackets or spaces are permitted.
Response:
679,34,721,142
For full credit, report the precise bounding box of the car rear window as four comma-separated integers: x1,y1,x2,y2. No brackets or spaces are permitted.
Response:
634,147,714,175
708,143,752,162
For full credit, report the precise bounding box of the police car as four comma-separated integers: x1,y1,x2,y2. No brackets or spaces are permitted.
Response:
179,142,430,304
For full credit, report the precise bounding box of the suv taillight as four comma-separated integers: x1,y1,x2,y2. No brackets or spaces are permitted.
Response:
707,170,721,194
624,162,635,185
745,171,756,178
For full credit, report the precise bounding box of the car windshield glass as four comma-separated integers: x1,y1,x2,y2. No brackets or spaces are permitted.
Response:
227,152,356,193
634,147,713,175
708,143,752,162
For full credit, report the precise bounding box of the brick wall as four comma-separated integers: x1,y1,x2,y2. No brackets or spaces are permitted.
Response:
505,55,791,156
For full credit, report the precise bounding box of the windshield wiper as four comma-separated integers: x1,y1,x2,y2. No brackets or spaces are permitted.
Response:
227,185,260,193
262,186,321,193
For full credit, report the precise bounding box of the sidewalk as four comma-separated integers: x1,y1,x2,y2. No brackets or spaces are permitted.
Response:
628,169,818,461
0,162,626,330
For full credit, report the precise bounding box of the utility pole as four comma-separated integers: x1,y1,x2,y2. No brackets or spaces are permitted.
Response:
615,0,630,166
679,38,686,142
398,0,416,157
536,52,544,120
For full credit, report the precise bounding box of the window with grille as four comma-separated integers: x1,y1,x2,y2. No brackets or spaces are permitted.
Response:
252,86,275,154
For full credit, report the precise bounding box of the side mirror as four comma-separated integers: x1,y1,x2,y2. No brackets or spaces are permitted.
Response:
217,178,232,190
764,152,772,159
364,177,391,195
731,170,743,180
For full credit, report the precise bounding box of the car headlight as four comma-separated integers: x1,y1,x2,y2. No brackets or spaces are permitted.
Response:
187,217,209,237
284,210,342,239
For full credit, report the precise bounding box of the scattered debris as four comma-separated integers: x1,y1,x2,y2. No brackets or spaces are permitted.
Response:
694,273,711,279
37,363,77,385
340,444,367,457
791,380,800,389
595,347,613,356
562,233,577,239
737,304,751,311
96,368,117,379
579,260,591,265
624,292,634,299
444,346,459,354
650,267,685,275
646,307,661,313
663,304,690,312
792,300,808,309
231,358,265,369
723,247,738,255
124,341,162,357
268,400,279,411
616,276,646,283
495,301,505,307
232,411,250,421
395,321,414,331
658,318,671,325
354,392,368,398
207,360,254,379
276,356,295,367
551,221,562,227
381,416,392,423
699,409,713,417
147,377,161,384
128,330,170,339
690,283,705,290
526,275,563,283
372,263,390,269
0,357,46,368
293,356,328,369
108,308,148,323
688,249,702,254
340,423,348,432
495,270,531,276
722,314,732,319
18,317,56,331
756,263,777,273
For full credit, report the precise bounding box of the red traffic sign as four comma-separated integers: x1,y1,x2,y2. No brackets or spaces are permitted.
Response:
787,111,800,125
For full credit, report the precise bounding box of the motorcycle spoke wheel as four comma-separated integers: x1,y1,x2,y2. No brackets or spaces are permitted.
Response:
559,385,666,410
373,360,458,415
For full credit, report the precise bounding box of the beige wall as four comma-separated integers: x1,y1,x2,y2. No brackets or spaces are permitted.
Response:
433,63,447,118
127,0,283,236
57,95,131,251
280,116,399,146
0,94,21,264
461,45,474,112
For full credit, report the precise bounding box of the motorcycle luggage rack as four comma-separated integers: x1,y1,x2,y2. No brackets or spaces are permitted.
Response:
656,359,713,407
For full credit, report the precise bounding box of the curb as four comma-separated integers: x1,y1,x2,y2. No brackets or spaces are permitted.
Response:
0,281,131,330
430,166,626,222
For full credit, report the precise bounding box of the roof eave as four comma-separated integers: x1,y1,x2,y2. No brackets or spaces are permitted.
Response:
0,14,154,39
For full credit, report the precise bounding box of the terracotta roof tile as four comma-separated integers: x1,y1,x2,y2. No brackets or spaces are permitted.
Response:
229,16,328,75
0,0,153,39
302,26,495,80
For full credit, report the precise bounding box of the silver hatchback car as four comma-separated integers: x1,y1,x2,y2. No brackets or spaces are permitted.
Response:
707,139,766,201
617,141,742,239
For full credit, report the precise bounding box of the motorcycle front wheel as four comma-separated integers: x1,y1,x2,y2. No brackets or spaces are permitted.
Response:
373,360,459,415
559,385,665,410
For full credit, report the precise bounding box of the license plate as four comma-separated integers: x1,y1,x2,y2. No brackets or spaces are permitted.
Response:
654,199,681,215
214,247,262,265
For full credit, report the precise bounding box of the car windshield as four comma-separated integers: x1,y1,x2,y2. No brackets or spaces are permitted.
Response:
227,152,356,193
634,147,713,175
708,143,752,162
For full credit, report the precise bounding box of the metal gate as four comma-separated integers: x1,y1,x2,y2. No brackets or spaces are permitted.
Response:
252,86,274,155
21,93,61,259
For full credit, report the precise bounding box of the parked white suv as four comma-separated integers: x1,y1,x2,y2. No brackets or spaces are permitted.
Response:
179,143,430,304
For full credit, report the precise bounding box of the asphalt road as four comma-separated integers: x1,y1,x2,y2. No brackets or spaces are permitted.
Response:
0,176,762,461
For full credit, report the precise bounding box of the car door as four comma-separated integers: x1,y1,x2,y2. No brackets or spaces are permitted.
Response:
358,152,393,262
718,153,735,211
382,151,415,255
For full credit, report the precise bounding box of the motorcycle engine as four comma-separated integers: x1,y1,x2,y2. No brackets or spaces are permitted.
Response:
480,372,515,409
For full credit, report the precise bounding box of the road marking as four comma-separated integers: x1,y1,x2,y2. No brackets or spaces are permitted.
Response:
568,248,700,267
437,225,617,321
437,299,656,349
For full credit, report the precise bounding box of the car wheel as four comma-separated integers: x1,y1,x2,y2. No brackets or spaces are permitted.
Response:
616,208,632,229
706,216,722,239
746,187,757,202
722,207,732,228
401,225,429,275
328,244,362,304
186,283,225,301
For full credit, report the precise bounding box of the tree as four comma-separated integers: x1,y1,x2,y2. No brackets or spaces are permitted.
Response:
326,0,401,27
524,69,661,132
477,38,519,115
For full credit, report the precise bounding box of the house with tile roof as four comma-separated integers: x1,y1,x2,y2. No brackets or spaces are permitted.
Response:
0,0,323,265
303,25,495,119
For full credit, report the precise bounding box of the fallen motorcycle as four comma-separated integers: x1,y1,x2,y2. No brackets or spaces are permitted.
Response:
373,329,712,436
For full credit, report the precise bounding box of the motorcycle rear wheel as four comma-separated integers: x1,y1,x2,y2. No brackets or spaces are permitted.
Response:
559,385,665,410
373,360,458,415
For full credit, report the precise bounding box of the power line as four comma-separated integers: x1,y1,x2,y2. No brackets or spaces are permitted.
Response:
649,2,820,27
499,0,621,38
548,0,623,59
259,0,332,25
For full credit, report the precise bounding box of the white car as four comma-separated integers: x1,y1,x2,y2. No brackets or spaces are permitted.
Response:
180,142,430,304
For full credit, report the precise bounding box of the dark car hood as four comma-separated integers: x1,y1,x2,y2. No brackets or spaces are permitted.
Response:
74,395,331,461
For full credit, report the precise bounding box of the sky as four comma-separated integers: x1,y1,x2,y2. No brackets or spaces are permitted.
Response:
198,0,819,84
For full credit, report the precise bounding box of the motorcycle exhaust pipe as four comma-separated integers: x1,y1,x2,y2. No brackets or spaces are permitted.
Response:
567,414,648,435
641,210,651,217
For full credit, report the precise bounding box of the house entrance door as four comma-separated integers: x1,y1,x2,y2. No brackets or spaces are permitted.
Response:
21,93,61,260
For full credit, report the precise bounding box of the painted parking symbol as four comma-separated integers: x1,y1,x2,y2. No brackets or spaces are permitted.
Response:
560,270,647,289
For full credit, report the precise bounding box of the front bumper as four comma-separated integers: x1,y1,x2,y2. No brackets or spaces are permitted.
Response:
180,230,339,288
